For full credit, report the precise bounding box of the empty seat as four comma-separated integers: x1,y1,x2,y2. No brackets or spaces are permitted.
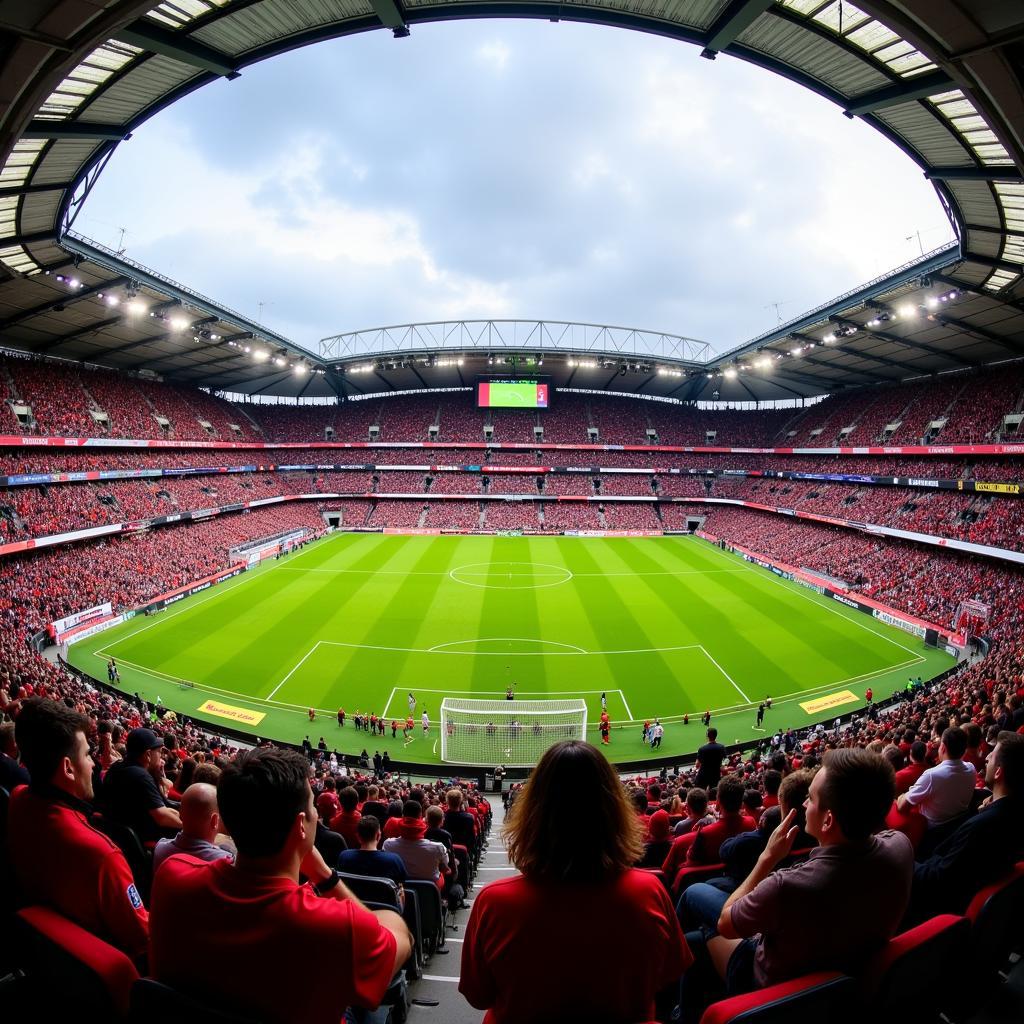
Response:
700,971,856,1024
15,905,140,1018
862,914,969,1018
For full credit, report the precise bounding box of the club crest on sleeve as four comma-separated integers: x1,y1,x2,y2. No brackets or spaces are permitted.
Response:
127,884,143,910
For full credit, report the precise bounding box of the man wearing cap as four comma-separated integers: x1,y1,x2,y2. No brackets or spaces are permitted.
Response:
99,726,181,843
7,698,150,962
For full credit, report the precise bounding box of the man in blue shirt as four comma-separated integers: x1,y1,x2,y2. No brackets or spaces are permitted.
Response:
339,815,408,904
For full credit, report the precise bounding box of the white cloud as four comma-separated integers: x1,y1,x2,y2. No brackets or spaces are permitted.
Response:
77,20,951,351
475,40,511,71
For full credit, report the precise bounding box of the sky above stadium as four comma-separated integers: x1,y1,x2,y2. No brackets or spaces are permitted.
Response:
77,20,955,358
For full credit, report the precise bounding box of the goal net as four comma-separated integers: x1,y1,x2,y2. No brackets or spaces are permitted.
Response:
440,697,588,767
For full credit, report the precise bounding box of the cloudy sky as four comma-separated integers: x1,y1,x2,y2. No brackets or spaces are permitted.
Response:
76,20,955,358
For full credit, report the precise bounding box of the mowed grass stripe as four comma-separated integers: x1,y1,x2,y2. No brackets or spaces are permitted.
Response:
551,537,697,720
584,539,741,716
329,538,475,716
622,541,845,700
68,533,953,765
665,539,919,689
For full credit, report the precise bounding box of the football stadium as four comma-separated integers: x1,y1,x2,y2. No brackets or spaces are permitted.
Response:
2,3,1024,1023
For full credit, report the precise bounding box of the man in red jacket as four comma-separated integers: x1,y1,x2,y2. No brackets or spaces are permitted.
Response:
7,698,149,962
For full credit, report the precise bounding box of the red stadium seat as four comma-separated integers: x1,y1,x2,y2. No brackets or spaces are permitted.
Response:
671,862,726,898
964,861,1024,977
15,905,139,1018
129,977,259,1023
699,971,855,1024
861,914,969,1018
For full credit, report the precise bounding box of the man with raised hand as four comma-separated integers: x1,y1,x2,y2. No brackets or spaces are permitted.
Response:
677,749,912,1023
149,746,411,1022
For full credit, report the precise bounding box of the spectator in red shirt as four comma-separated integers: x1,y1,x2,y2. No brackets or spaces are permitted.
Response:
894,740,929,795
7,698,149,962
329,785,362,848
662,776,755,879
315,776,341,821
148,746,411,1023
460,740,691,1023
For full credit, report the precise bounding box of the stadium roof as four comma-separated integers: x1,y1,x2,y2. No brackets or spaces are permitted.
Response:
0,1,1021,403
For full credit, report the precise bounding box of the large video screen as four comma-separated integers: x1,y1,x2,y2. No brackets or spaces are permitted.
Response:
477,378,550,409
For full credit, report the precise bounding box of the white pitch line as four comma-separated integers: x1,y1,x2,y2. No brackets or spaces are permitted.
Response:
729,549,924,658
616,687,634,722
267,642,322,700
699,645,751,704
421,975,460,983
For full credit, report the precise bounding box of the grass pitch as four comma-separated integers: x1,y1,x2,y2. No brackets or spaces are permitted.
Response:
69,533,954,765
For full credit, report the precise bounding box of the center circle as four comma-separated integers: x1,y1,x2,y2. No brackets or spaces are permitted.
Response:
448,561,574,590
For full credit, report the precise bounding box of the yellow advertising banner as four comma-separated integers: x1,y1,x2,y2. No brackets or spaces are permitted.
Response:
974,481,1020,495
800,690,859,715
198,700,265,726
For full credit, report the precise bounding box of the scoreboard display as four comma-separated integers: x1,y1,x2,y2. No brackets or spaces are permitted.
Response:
477,378,550,409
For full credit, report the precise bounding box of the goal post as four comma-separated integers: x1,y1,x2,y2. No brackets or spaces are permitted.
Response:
440,697,588,767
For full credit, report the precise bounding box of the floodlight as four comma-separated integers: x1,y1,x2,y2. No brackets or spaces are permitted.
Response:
127,298,147,316
724,368,737,379
253,349,269,362
169,316,189,331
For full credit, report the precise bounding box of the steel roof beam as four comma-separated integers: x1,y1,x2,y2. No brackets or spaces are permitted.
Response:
369,0,410,36
35,315,123,351
700,0,774,59
92,331,170,359
22,121,130,141
931,313,1024,355
0,182,73,199
0,275,128,329
843,70,955,117
924,166,1023,182
0,231,58,248
931,274,1024,315
959,253,1024,275
114,21,241,78
831,317,977,367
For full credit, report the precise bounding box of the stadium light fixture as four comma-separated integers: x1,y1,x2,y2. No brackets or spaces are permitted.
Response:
104,294,119,307
253,348,269,362
127,298,148,316
169,315,189,332
755,357,772,370
294,363,307,375
925,296,939,309
897,303,916,319
822,332,835,343
724,367,737,379
273,356,286,367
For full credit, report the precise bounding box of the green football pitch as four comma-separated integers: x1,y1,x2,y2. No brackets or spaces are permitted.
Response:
68,532,954,766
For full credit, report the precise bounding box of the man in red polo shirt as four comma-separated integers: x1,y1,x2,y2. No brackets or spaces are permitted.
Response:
149,746,411,1023
7,698,149,962
662,776,755,880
